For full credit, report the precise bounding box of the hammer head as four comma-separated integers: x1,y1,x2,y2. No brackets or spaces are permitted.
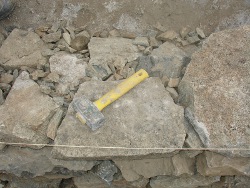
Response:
72,96,105,131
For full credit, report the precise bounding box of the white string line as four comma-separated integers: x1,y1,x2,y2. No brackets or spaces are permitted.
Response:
0,142,249,151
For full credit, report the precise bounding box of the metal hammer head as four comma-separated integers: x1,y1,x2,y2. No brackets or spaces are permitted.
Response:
72,96,105,131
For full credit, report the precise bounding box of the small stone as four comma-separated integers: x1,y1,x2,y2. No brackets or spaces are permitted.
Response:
133,37,149,47
161,76,169,87
113,57,127,70
0,83,11,91
45,72,60,83
137,45,146,51
92,31,101,37
42,31,62,43
47,108,64,140
114,73,123,80
0,89,4,105
67,46,77,53
186,35,200,44
50,21,60,33
196,27,206,38
181,40,189,46
180,27,191,38
149,37,162,48
66,26,76,39
144,46,153,55
95,161,118,184
109,29,120,37
127,68,135,77
119,30,136,39
168,78,180,88
80,49,89,54
100,30,109,38
42,49,55,56
70,36,89,51
40,85,52,95
63,32,71,45
166,87,179,102
53,97,64,106
56,83,70,95
157,30,179,41
74,25,87,34
57,44,66,51
20,66,35,73
154,22,166,32
30,70,48,80
0,73,14,84
76,30,91,39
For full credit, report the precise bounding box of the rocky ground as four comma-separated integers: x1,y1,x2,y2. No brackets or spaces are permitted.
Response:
0,6,250,188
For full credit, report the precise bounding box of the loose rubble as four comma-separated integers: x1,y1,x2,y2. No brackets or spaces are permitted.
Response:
0,21,249,187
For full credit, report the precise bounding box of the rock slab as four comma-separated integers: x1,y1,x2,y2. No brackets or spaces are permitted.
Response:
178,25,250,156
0,29,47,69
0,72,58,145
52,78,185,159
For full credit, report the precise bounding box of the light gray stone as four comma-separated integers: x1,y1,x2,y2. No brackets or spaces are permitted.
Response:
70,35,89,51
196,27,206,38
0,72,59,146
0,89,3,105
88,38,140,79
178,25,250,157
62,32,71,45
157,30,179,41
150,175,220,188
186,35,200,44
0,29,47,69
180,27,191,38
197,151,250,176
47,108,64,140
42,31,62,43
49,52,87,86
0,146,95,179
133,37,149,47
0,73,13,84
52,78,185,159
114,157,174,181
172,152,195,176
166,87,178,102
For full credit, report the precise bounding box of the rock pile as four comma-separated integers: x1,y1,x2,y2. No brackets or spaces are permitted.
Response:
0,22,249,188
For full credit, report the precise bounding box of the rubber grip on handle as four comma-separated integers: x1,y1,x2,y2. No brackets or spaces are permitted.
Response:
93,69,149,111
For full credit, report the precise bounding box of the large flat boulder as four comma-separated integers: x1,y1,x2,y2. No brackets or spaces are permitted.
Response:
0,72,59,145
0,29,47,69
52,78,185,160
178,25,250,156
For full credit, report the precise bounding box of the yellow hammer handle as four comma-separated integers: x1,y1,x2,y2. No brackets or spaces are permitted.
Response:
94,69,149,111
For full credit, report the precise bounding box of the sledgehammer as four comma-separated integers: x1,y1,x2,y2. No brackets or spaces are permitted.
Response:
72,69,149,131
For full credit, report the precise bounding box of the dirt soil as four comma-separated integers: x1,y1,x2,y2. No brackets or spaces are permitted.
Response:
1,0,250,35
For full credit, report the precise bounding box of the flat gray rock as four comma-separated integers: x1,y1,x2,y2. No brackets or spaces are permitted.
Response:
178,25,250,157
87,37,141,79
0,72,58,146
52,78,185,160
0,29,47,69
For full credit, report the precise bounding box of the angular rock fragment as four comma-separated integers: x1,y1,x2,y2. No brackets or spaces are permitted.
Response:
132,37,149,47
70,35,89,51
0,73,13,84
197,151,250,176
0,72,59,146
49,52,87,86
52,78,185,159
42,31,62,43
114,158,174,182
0,89,4,105
0,29,47,69
47,108,64,140
172,152,195,176
178,26,250,157
157,30,179,41
196,27,206,38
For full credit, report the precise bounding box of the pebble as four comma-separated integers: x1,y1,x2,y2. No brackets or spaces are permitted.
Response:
154,22,166,32
109,29,120,37
50,21,60,33
0,83,11,92
144,46,153,55
100,30,109,38
66,26,76,39
149,37,162,48
180,27,191,38
113,57,126,70
196,27,206,39
157,30,179,41
45,72,60,83
74,25,87,34
186,36,200,44
56,83,70,95
67,46,77,53
133,37,149,47
168,78,180,88
63,32,71,45
114,73,123,80
0,73,14,84
76,30,91,39
40,85,52,95
53,97,65,106
161,76,169,87
13,69,19,80
42,31,62,43
119,30,136,39
30,70,48,80
166,87,179,102
137,45,146,51
0,89,4,105
70,35,89,51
